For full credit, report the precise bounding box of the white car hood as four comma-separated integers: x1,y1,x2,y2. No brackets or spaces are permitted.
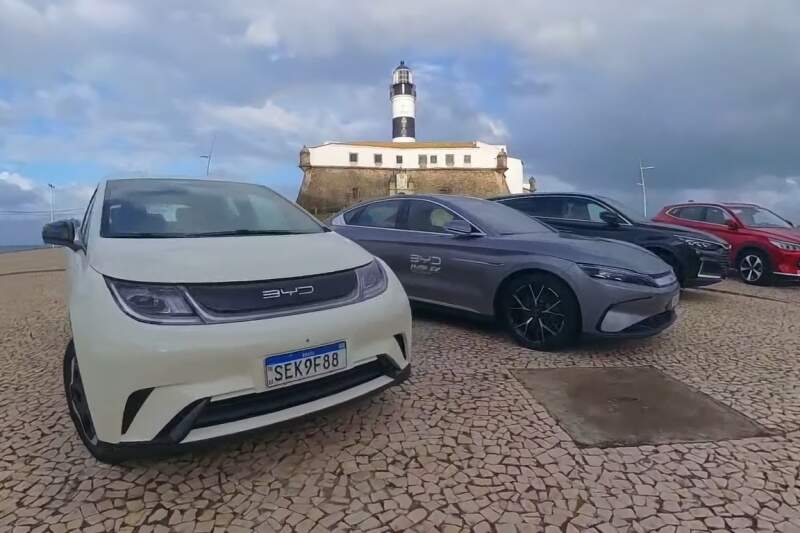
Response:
90,231,374,283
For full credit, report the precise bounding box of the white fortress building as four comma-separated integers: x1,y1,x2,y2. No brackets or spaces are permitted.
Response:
297,62,529,217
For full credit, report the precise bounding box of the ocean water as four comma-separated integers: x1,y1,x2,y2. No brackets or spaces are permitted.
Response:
0,245,48,254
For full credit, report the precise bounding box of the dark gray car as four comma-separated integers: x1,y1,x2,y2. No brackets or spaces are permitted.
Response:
331,195,680,350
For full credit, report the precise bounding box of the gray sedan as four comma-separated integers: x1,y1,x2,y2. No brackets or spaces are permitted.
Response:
330,195,680,350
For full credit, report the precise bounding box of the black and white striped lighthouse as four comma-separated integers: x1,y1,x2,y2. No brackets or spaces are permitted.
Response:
390,61,416,142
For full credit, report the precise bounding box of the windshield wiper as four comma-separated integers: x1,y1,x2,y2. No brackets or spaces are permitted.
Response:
191,229,311,237
111,232,193,238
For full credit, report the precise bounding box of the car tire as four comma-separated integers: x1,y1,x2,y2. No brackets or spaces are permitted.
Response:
499,272,580,351
737,250,771,286
64,340,129,464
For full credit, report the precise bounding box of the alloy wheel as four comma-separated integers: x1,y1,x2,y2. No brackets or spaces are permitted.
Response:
68,356,98,444
508,282,566,344
739,254,764,283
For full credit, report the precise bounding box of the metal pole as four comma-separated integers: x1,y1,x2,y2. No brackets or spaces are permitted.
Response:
639,163,647,217
48,184,55,222
201,134,217,176
638,161,654,218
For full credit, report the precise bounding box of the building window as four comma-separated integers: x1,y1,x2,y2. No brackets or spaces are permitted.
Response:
418,154,427,168
445,154,454,166
349,153,358,164
430,155,438,165
374,153,383,166
464,154,472,165
397,70,409,84
352,187,359,201
396,155,403,165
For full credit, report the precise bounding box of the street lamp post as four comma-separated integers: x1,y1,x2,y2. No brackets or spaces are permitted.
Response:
47,184,56,248
638,161,655,217
200,134,217,176
47,184,56,222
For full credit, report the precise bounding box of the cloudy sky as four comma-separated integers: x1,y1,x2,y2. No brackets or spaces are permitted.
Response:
1,0,799,244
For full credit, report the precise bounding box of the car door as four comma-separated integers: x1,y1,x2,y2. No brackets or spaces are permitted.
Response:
392,199,492,311
666,205,709,233
696,206,739,244
332,199,408,276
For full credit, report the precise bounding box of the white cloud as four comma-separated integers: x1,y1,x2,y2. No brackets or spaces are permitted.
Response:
0,171,36,191
532,174,577,193
477,114,509,142
201,100,303,134
242,16,280,47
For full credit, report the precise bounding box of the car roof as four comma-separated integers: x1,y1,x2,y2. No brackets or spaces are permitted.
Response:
103,176,261,187
489,192,598,201
663,201,766,210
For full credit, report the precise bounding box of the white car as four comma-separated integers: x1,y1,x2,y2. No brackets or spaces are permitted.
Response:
42,177,412,463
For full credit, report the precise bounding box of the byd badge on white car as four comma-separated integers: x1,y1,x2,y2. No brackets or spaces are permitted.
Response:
43,177,412,463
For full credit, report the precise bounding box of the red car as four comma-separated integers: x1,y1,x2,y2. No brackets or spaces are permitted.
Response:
653,202,800,285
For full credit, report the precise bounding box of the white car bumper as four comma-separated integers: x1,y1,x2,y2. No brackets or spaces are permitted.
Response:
70,268,412,446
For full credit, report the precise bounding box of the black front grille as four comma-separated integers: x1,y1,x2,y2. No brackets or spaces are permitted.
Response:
193,358,395,429
622,310,675,334
185,269,357,314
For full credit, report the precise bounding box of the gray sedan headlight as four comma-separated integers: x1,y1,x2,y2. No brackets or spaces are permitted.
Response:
675,235,726,250
770,239,800,252
578,264,660,288
107,279,201,324
355,260,388,300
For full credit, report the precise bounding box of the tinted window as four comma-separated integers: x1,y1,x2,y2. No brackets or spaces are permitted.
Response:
348,200,402,229
502,197,561,217
674,206,705,221
101,179,323,238
404,200,464,233
559,198,610,223
451,197,553,235
704,207,731,225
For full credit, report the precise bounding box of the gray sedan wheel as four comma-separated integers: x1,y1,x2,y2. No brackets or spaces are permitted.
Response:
500,272,579,351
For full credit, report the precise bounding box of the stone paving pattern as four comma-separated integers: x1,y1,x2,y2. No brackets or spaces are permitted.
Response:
1,251,799,532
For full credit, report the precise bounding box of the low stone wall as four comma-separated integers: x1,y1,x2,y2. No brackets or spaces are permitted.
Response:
296,166,510,219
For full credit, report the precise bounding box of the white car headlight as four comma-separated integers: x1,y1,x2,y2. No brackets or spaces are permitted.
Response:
770,239,800,252
355,260,388,300
107,279,201,324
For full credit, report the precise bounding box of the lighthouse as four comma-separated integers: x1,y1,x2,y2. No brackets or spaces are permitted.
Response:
390,61,416,142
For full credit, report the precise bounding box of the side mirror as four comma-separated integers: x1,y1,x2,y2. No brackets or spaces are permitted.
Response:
443,219,474,236
599,211,623,227
42,219,82,251
725,220,739,230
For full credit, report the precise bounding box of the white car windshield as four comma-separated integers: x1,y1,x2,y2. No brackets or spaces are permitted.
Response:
729,206,792,229
100,179,324,238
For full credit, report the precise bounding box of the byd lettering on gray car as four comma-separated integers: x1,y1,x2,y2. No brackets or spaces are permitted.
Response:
331,195,681,351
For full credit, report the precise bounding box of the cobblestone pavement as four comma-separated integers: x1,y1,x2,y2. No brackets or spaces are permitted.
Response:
1,257,800,532
704,278,800,306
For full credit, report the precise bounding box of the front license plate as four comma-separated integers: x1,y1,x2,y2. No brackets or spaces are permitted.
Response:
265,341,347,388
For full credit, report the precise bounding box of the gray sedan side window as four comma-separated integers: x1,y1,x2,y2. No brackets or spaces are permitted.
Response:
404,200,464,233
348,200,402,229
